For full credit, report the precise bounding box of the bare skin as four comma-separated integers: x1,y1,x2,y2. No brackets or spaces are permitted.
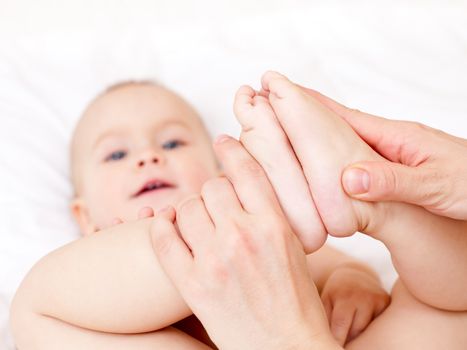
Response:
10,82,387,349
221,71,466,348
152,134,467,350
258,71,467,310
305,90,467,221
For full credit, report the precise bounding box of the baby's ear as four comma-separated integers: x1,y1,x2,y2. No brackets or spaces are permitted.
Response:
71,198,96,236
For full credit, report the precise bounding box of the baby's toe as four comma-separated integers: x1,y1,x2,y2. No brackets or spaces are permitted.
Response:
261,71,302,100
234,85,255,110
233,85,257,130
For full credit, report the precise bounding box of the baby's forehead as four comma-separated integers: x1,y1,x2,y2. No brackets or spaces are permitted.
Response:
87,83,193,120
72,83,206,152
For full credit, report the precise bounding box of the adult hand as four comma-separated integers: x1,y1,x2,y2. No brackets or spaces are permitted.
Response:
151,135,340,350
307,89,467,220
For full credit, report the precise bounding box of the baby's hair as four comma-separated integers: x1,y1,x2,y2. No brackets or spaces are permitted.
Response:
102,79,161,95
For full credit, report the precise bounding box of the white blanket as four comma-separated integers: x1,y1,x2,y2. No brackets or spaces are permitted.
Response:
1,1,467,348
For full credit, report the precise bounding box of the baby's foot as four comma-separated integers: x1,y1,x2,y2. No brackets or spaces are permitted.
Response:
244,73,467,311
260,71,386,237
233,85,327,252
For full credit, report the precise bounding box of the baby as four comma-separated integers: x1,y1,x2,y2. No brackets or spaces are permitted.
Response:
10,81,388,349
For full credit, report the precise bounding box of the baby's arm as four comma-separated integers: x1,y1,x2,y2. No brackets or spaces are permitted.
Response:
10,218,211,349
305,244,379,293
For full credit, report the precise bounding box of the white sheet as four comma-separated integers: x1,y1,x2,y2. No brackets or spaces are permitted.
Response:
1,2,467,348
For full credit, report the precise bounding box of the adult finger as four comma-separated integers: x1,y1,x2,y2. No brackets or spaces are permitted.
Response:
213,135,282,216
177,195,215,255
342,161,442,208
151,206,193,288
201,176,243,227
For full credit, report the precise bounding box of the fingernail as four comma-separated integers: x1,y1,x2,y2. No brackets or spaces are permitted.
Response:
343,168,370,195
214,134,232,144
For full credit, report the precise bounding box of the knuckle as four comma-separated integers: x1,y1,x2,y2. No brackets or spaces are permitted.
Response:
409,121,431,133
375,163,398,197
211,264,229,284
236,157,265,179
178,195,202,214
228,221,258,253
201,177,230,198
204,251,230,282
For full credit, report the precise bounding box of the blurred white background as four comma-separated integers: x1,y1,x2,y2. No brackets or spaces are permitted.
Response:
1,1,466,348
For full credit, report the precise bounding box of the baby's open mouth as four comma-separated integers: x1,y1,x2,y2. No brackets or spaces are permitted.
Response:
132,179,176,198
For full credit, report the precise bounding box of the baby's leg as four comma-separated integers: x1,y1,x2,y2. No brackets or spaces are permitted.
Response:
11,312,213,350
346,279,467,350
233,72,467,310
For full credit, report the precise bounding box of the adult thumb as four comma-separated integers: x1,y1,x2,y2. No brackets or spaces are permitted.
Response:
342,161,435,206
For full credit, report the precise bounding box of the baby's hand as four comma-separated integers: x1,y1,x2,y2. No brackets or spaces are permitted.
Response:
320,265,390,346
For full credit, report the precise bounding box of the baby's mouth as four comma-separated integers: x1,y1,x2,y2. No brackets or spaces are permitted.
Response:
132,179,176,198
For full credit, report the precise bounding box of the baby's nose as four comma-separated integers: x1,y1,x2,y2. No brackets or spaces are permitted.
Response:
136,151,162,168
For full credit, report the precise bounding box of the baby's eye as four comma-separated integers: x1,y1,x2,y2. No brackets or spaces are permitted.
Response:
162,140,185,150
105,150,127,162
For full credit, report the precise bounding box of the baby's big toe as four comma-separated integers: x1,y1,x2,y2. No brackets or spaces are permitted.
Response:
233,85,276,132
234,85,255,112
261,71,303,100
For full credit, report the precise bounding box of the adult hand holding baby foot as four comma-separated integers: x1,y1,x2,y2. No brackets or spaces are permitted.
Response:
237,71,467,310
304,94,467,221
237,71,388,240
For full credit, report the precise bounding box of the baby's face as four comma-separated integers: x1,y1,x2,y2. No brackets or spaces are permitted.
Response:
71,84,219,234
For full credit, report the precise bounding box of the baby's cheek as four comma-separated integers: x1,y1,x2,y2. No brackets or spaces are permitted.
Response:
185,163,217,191
86,181,125,228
